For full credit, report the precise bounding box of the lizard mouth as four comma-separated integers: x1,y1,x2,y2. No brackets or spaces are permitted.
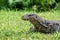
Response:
21,16,29,21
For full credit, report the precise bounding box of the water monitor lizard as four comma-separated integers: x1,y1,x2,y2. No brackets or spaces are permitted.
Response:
22,14,60,33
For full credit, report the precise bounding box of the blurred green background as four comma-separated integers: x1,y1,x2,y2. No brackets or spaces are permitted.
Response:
0,0,59,12
0,0,60,40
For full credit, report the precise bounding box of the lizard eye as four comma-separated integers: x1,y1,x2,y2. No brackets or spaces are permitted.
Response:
36,16,37,18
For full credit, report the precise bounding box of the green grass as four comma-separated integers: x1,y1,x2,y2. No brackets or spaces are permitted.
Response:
0,10,60,40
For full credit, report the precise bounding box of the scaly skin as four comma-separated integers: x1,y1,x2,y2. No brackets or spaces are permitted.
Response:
22,14,60,33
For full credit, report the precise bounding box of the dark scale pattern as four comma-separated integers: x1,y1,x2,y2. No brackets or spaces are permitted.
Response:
22,14,60,33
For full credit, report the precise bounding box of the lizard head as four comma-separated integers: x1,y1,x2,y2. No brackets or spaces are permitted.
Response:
22,14,37,21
